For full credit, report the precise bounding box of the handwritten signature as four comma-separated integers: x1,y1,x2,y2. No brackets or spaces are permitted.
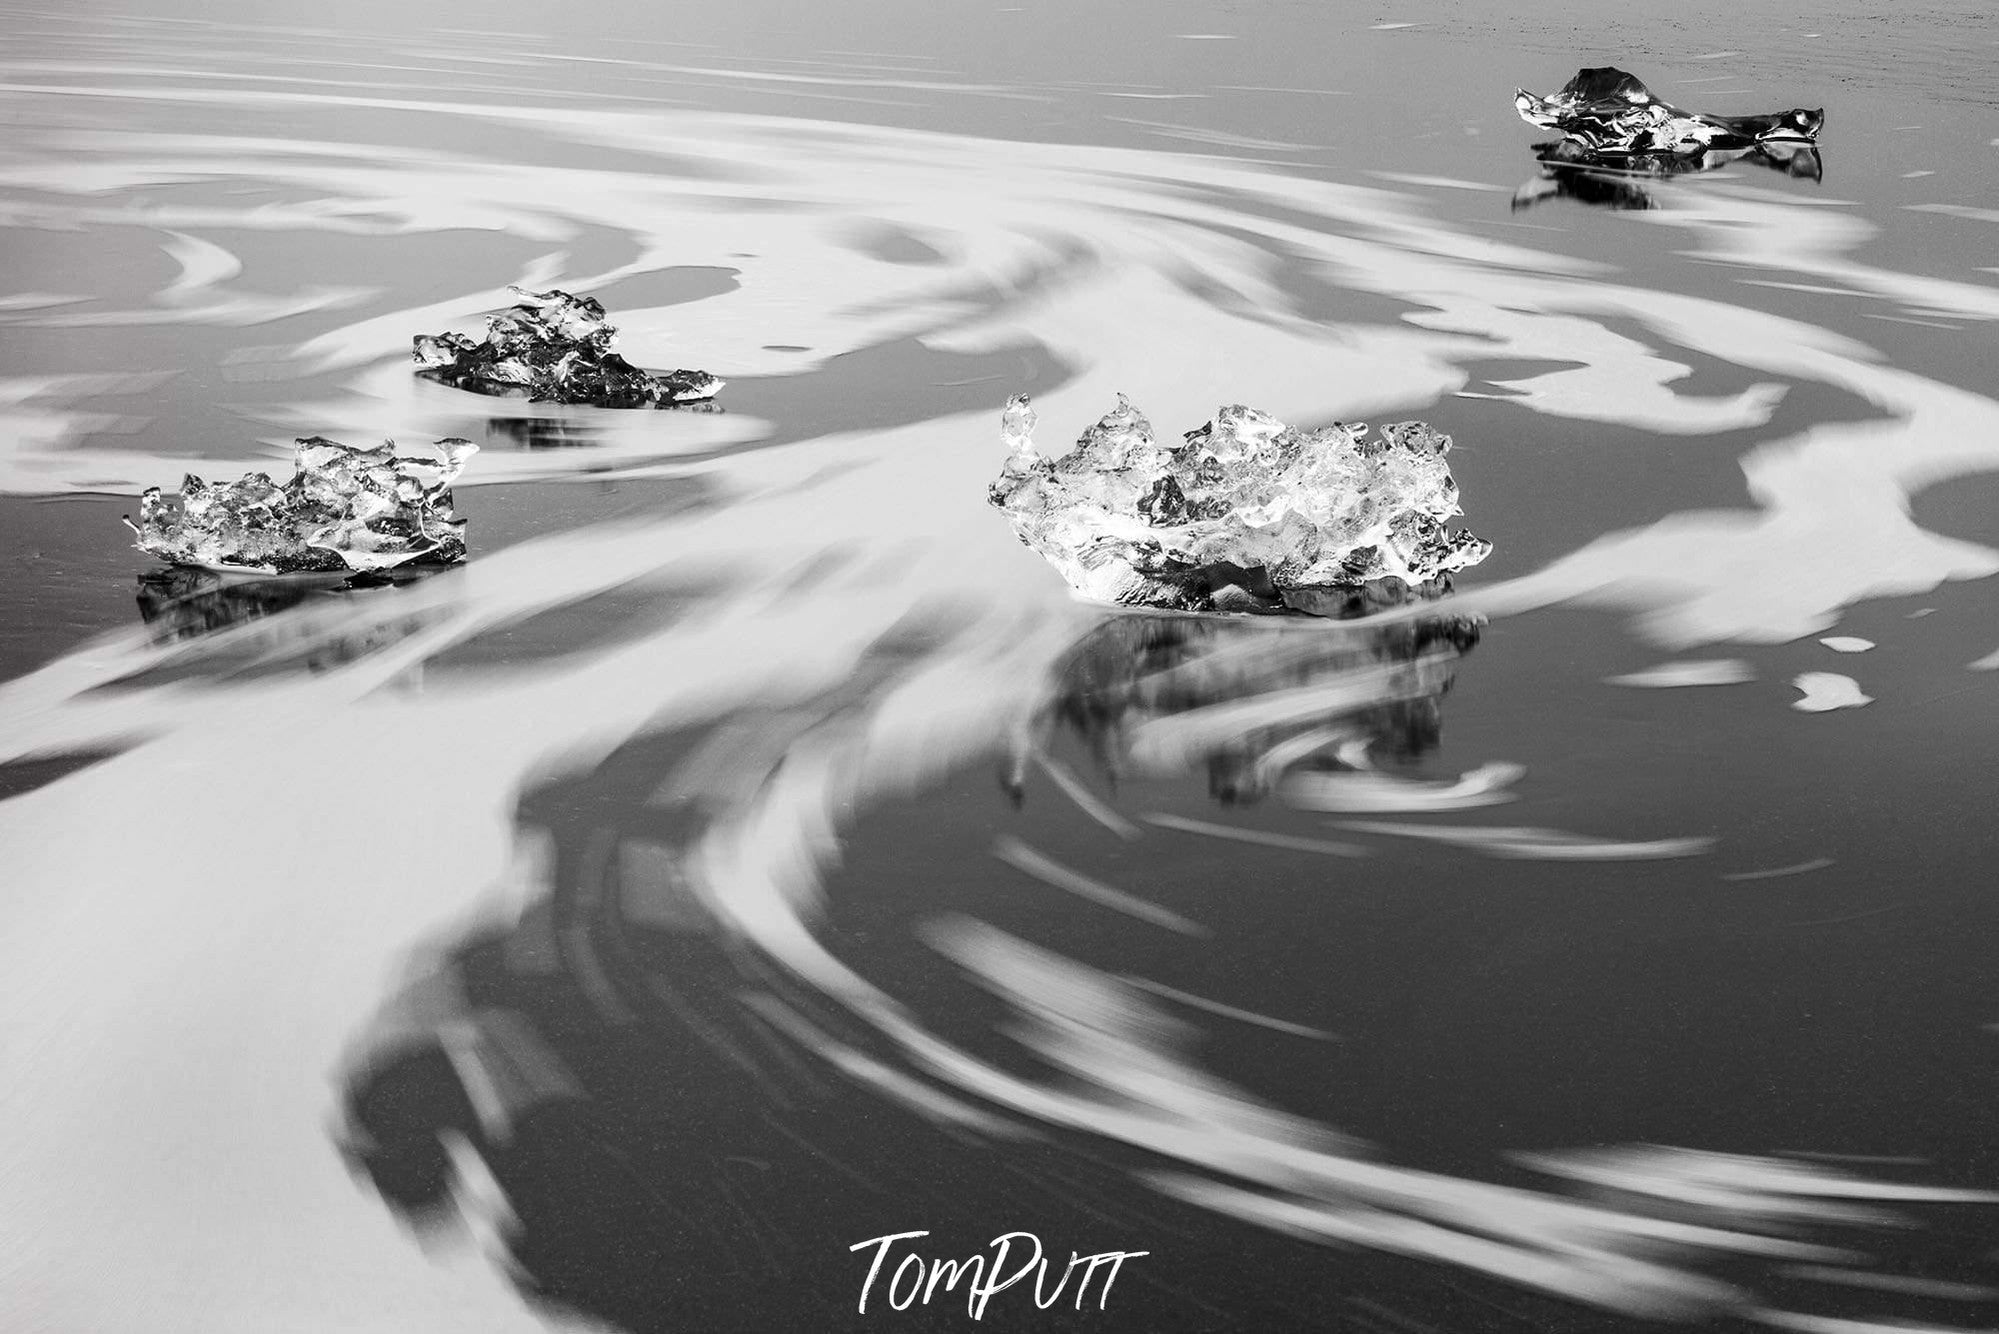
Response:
850,1230,1149,1319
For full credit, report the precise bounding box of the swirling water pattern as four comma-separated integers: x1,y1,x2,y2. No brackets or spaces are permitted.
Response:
3,7,1998,1331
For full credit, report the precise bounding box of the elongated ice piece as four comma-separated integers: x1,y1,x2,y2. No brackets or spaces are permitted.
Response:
1514,67,1823,159
414,286,723,407
988,394,1491,611
124,436,477,574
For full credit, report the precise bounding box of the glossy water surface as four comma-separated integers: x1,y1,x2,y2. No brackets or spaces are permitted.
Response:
3,3,1998,1331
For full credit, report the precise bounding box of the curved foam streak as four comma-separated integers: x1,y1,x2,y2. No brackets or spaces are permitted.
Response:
160,230,242,300
990,834,1207,935
1281,759,1524,812
1337,821,1715,860
1140,812,1366,859
1640,184,1999,323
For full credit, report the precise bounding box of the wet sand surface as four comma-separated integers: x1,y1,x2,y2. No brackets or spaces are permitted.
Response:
3,2,1998,1330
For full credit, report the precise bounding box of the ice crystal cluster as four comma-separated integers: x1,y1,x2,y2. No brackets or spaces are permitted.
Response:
1515,67,1823,159
988,395,1491,612
126,436,477,574
413,287,724,407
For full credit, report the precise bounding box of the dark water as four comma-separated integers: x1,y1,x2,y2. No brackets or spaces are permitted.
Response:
3,3,1998,1331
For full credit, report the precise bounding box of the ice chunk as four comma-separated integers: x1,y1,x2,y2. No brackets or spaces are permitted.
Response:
123,435,477,574
413,287,724,407
1514,67,1823,161
988,394,1491,612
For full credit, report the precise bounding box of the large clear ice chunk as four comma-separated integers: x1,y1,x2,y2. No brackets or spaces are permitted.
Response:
124,436,477,574
989,395,1491,613
1515,67,1823,161
413,286,723,407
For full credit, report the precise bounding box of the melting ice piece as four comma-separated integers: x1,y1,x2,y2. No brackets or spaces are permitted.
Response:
1515,67,1823,160
414,287,724,407
123,436,477,574
988,394,1492,612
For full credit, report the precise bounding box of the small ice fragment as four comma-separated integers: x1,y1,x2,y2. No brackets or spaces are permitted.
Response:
1818,636,1873,653
124,436,476,574
1968,647,1999,671
1605,659,1754,688
988,394,1490,612
1514,67,1822,160
413,287,724,407
1791,672,1872,712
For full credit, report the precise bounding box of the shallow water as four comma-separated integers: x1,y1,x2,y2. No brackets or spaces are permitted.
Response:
3,3,1998,1331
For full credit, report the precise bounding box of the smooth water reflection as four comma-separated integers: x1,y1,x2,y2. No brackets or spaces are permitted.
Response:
325,601,1997,1330
1513,140,1827,214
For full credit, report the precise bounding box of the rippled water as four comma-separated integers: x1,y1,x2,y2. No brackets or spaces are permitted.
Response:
3,3,1998,1331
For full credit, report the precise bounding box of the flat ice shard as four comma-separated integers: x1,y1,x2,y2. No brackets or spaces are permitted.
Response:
124,435,477,574
1515,67,1823,161
988,394,1491,612
414,287,724,407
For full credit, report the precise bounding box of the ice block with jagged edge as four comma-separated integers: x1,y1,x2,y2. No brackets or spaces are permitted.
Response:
1515,67,1823,160
988,394,1491,613
124,435,478,575
413,286,723,407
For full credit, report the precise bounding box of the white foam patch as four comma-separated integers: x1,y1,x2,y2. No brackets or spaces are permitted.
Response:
1606,659,1754,687
1792,672,1873,712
